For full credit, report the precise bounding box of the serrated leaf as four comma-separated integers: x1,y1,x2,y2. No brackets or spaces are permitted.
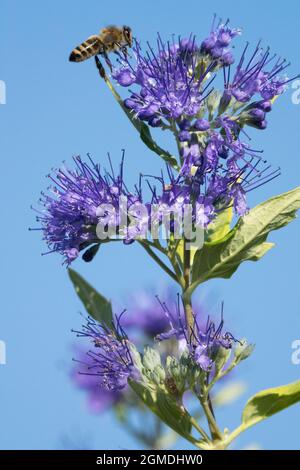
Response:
242,380,300,430
191,186,300,288
68,268,113,328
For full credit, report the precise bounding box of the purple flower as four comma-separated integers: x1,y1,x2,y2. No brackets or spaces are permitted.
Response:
71,347,124,413
188,315,235,371
73,314,139,391
156,299,236,371
71,289,214,412
33,145,280,258
122,287,207,339
110,26,292,225
72,288,182,413
194,118,210,131
178,119,191,131
142,162,249,228
154,295,207,343
178,130,192,142
113,68,136,87
113,35,215,123
179,122,282,221
225,42,294,104
33,155,144,264
121,290,175,338
201,18,241,66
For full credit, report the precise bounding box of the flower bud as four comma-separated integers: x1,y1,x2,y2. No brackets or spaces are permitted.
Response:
222,52,234,65
148,116,162,127
138,103,159,120
124,98,136,110
249,108,266,120
178,130,192,142
178,119,191,130
248,118,268,130
194,118,210,131
219,89,232,113
257,100,272,112
201,36,217,52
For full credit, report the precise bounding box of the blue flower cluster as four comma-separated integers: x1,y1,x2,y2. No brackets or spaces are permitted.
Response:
73,314,139,391
34,20,293,264
155,298,235,372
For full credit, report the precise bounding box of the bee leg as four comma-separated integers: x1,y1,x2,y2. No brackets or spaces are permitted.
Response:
95,56,106,79
102,46,113,72
121,44,132,60
122,46,128,59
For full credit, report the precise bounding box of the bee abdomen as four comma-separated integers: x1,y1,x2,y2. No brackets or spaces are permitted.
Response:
69,35,102,62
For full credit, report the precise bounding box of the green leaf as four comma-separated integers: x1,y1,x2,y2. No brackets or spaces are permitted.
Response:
174,239,198,266
242,380,300,430
191,186,300,289
140,123,179,170
68,268,113,328
224,379,300,448
129,380,195,443
205,206,233,243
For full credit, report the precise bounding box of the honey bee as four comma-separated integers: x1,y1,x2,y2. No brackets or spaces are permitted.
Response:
69,25,132,64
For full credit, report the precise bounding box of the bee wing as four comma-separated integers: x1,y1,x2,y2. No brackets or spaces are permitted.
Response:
99,27,123,50
69,35,102,62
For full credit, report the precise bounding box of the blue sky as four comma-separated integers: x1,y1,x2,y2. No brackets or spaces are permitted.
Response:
0,0,300,450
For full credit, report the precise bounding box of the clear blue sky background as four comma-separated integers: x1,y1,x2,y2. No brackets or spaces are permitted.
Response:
1,0,300,450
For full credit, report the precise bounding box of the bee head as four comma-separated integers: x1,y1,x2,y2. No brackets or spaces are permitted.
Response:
123,26,132,47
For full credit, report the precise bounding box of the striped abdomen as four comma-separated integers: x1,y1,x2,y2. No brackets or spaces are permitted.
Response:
69,35,103,62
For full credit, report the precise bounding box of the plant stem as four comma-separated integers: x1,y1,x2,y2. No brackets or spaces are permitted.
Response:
221,424,244,449
170,119,184,164
182,239,194,339
138,241,178,283
207,360,237,393
190,417,210,443
94,56,143,133
200,396,223,442
183,241,191,288
181,238,224,445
